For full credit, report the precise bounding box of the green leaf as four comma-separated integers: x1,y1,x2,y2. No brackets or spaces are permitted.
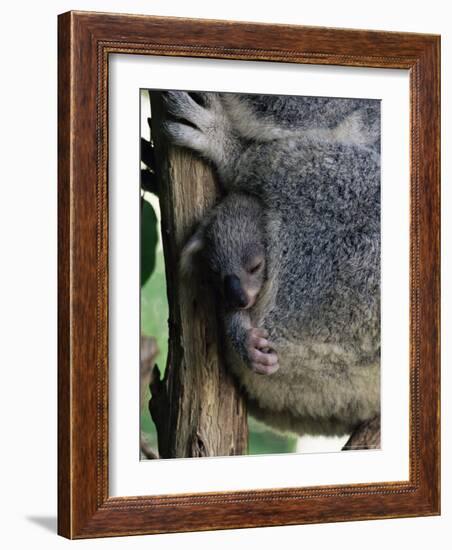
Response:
248,416,298,455
141,198,158,286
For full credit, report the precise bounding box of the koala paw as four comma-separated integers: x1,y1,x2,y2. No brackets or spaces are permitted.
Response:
162,91,226,163
164,91,217,126
246,328,279,375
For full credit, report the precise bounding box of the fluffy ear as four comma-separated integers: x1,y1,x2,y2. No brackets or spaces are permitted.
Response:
179,225,205,278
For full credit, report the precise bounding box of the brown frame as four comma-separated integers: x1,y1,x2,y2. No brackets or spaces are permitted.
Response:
58,10,440,539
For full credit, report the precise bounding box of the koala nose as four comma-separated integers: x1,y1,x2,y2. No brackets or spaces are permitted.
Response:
224,275,249,309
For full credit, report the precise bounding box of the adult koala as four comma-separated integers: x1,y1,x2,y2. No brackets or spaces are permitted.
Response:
164,91,381,449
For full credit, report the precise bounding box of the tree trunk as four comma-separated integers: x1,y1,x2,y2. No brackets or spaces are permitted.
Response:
148,92,248,459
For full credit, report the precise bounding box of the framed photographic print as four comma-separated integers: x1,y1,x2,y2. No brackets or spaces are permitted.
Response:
58,11,440,538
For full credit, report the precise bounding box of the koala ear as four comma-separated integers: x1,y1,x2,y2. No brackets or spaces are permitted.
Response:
179,225,205,277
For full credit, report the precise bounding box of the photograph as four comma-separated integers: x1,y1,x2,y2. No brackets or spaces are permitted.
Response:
55,10,440,538
139,89,381,460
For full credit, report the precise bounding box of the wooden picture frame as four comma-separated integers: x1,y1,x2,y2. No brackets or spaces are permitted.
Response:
58,11,440,538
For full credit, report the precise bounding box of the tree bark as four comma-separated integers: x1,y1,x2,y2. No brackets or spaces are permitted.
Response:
342,416,381,451
148,92,248,458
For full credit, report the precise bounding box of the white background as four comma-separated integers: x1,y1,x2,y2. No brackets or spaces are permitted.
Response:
0,0,450,548
110,56,409,496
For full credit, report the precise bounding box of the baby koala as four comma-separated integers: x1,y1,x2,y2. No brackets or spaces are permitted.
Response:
181,192,279,375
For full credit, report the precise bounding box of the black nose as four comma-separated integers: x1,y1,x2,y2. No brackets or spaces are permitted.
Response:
224,275,248,309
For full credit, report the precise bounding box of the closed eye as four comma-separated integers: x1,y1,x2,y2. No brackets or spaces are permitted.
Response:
248,262,262,274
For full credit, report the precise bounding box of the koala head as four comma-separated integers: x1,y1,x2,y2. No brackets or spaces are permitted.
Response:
181,193,266,310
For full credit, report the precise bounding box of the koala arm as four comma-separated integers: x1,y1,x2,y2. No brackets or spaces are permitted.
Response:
162,91,294,186
223,310,279,376
223,309,250,360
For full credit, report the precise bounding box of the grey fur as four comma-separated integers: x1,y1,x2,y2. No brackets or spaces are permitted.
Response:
166,91,381,439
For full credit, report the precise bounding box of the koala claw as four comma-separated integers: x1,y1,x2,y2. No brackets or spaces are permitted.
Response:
163,91,213,131
246,328,279,375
